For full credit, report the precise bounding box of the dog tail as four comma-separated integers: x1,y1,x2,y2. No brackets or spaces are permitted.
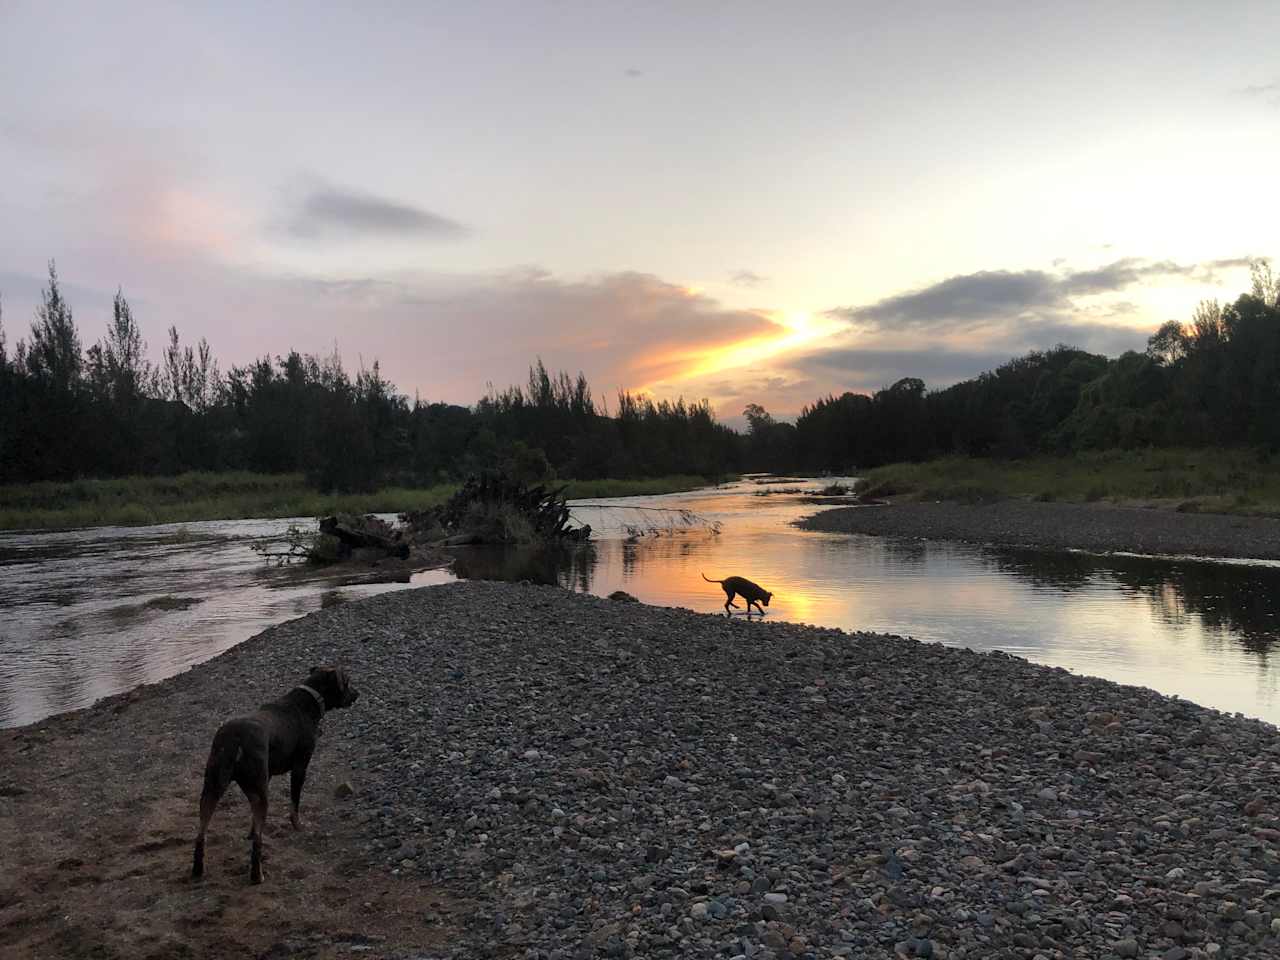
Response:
701,572,723,584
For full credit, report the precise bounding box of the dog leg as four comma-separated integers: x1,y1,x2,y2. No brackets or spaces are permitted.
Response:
289,759,310,830
247,789,268,884
193,767,230,879
193,789,219,879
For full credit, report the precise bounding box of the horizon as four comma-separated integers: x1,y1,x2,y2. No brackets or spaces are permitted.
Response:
3,1,1278,426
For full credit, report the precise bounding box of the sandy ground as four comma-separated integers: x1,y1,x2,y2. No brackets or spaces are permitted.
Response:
0,671,467,959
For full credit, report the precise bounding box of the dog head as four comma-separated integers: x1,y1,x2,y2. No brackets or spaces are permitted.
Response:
307,664,360,709
762,591,772,606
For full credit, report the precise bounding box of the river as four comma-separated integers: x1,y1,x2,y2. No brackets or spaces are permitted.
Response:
2,476,1279,728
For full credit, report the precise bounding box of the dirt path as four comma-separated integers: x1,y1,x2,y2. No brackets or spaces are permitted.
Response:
0,675,464,958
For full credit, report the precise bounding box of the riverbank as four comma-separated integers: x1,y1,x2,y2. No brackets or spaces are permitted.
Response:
0,472,718,531
855,449,1280,517
4,582,1280,958
800,500,1280,560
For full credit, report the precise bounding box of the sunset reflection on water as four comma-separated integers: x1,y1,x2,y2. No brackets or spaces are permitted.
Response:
3,477,1280,728
455,478,1280,725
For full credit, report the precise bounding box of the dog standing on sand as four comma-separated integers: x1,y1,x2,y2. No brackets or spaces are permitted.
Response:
702,573,773,617
192,665,359,884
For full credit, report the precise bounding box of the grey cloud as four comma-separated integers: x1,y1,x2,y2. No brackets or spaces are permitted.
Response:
785,314,1150,400
791,346,1022,391
838,269,1062,331
624,68,644,78
1065,257,1256,293
833,257,1255,334
1013,320,1148,357
1200,256,1256,281
288,186,467,240
1240,81,1280,104
729,269,766,288
783,308,1157,399
1059,258,1196,295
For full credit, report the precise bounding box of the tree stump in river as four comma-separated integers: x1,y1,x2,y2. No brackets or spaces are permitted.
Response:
400,472,592,546
317,514,411,559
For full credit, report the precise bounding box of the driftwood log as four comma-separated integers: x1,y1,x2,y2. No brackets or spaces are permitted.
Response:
317,514,410,559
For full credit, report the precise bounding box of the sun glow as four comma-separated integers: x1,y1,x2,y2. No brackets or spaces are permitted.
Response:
646,310,844,387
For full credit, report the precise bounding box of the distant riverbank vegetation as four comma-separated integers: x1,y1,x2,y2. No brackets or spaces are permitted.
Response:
0,472,454,531
784,261,1280,472
2,259,1279,527
0,263,740,519
0,472,716,531
854,448,1280,516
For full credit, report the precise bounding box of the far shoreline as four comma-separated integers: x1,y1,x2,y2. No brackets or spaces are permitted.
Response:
799,498,1280,561
0,471,722,533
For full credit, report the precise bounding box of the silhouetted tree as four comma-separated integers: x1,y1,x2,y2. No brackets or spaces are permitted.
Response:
8,256,1280,490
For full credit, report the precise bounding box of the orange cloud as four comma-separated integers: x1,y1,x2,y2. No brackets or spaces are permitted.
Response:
640,310,846,389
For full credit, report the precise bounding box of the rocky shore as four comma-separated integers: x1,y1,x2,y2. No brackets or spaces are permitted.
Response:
4,581,1280,959
799,501,1280,561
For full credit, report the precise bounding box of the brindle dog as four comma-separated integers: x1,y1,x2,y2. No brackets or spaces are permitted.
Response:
702,573,773,617
192,665,358,884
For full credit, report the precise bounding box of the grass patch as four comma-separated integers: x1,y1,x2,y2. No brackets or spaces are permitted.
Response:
0,472,459,531
855,449,1280,517
0,471,723,531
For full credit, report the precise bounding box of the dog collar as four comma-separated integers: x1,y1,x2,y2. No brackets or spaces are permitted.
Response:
295,684,326,717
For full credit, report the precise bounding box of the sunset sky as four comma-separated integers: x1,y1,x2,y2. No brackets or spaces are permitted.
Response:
2,1,1278,424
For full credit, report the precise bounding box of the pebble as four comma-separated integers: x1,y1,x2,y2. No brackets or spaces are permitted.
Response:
177,581,1280,959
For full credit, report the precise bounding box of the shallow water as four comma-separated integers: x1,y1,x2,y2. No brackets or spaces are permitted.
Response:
3,477,1279,728
0,519,453,728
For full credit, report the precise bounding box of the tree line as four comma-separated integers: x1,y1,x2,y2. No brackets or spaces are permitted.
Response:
0,263,745,488
779,261,1280,471
3,260,1278,489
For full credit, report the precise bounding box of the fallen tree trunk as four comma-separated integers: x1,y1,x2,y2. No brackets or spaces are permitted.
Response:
317,514,410,559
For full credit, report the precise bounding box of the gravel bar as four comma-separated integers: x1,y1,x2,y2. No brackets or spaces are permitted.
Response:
17,580,1275,958
799,501,1280,561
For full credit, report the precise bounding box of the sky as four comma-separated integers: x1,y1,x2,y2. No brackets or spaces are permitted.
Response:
2,1,1278,424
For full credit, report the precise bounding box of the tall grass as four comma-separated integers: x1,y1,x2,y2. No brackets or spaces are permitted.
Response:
856,448,1280,516
0,471,723,531
0,472,458,531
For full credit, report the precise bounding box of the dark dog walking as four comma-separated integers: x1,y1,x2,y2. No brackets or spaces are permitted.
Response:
702,573,773,616
192,665,359,884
